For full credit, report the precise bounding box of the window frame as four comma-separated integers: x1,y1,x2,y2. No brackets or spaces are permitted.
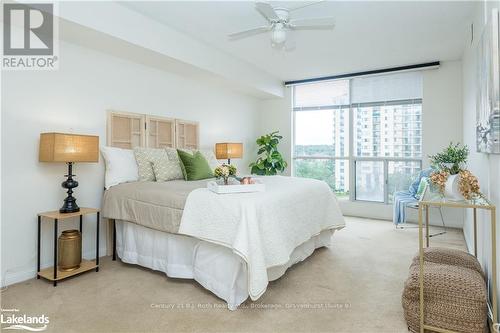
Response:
291,81,423,204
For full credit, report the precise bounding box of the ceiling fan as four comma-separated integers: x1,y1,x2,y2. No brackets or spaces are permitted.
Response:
228,1,335,50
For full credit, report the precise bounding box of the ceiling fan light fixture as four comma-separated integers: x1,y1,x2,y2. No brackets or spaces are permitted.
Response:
271,27,287,45
228,2,335,50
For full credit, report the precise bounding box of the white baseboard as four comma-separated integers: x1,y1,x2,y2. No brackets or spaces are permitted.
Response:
2,247,107,287
3,269,37,287
340,200,464,228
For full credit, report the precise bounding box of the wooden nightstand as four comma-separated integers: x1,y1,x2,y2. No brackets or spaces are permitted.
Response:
37,208,100,286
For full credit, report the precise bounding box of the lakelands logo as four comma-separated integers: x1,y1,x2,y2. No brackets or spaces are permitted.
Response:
2,2,59,70
1,308,49,331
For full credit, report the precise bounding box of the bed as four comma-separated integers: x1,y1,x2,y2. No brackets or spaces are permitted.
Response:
102,175,345,310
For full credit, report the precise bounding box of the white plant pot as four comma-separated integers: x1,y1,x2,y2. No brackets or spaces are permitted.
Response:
444,174,464,201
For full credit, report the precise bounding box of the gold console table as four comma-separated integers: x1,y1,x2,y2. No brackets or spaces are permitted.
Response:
418,195,497,333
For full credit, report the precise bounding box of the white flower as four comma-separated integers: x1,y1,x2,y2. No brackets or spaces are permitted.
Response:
220,166,229,177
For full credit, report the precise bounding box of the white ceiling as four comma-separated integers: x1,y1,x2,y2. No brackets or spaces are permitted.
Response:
122,1,476,82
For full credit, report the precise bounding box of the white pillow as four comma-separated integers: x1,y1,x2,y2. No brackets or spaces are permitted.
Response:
200,149,219,170
101,146,138,189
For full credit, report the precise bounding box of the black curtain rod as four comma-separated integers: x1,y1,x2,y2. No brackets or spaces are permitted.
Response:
283,61,440,86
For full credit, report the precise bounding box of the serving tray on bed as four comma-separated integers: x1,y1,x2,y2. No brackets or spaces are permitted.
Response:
207,179,265,194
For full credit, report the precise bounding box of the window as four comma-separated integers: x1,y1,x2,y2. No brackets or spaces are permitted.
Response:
293,81,350,197
292,71,422,203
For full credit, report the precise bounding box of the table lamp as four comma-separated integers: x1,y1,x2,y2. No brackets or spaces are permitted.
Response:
215,143,243,165
39,133,99,213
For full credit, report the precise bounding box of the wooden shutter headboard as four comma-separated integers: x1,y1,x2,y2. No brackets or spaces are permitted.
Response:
106,110,199,150
175,119,199,149
107,111,144,148
146,116,176,148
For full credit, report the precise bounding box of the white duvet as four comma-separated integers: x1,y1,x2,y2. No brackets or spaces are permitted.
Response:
179,176,345,300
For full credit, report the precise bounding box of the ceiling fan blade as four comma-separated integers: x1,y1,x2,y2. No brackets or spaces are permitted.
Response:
289,17,335,30
288,1,325,12
228,26,270,39
255,2,279,22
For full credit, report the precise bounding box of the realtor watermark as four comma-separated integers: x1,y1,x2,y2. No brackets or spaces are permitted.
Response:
150,302,352,311
2,2,59,70
1,308,49,331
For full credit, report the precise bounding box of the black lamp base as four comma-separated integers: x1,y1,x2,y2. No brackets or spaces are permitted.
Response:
60,198,80,214
60,162,80,214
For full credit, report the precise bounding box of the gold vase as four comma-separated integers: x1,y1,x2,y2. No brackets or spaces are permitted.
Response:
58,230,82,271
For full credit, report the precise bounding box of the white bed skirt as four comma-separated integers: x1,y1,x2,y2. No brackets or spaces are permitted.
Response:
116,220,334,310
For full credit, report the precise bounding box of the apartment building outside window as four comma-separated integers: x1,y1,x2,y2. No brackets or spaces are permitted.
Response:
292,71,423,203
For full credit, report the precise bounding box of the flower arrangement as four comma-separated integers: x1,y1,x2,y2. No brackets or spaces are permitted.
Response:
458,170,480,200
429,170,449,193
214,164,237,185
428,143,481,200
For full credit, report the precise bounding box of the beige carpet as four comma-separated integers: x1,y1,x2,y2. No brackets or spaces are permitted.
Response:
1,217,466,333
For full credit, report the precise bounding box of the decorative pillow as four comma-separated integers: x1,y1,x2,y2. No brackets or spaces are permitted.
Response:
100,146,138,189
178,148,218,170
152,154,184,182
409,168,433,195
177,149,214,181
165,147,180,160
133,147,166,181
165,147,184,176
415,177,429,200
200,149,218,170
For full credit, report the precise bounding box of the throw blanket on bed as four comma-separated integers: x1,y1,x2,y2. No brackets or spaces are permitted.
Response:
102,180,207,233
178,175,345,300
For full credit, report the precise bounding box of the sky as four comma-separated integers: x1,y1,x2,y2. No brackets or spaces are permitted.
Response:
295,110,334,145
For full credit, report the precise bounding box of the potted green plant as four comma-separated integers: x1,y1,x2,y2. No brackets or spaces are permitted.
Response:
249,131,288,175
429,142,468,175
429,142,469,200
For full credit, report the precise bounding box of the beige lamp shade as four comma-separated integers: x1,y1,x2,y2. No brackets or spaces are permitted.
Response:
39,133,99,163
215,143,243,160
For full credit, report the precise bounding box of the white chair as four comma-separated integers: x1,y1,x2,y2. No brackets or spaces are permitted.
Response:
394,170,446,237
400,201,447,237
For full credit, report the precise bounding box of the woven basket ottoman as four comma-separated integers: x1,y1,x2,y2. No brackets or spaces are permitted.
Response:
402,247,488,333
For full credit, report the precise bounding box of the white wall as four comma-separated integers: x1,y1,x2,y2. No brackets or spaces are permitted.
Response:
0,40,260,286
259,61,464,226
462,0,500,322
258,88,293,176
422,61,464,167
58,2,283,98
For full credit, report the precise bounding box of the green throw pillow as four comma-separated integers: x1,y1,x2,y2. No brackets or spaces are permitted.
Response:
177,149,214,181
